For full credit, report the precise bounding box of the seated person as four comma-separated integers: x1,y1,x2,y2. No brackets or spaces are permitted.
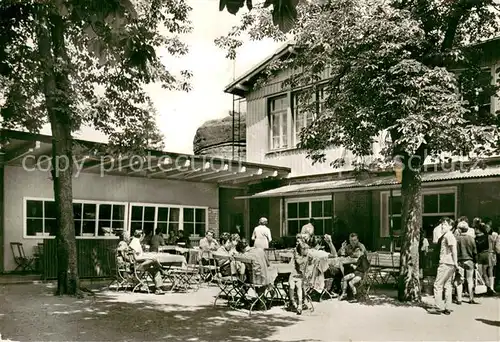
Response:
312,234,338,258
128,230,165,295
339,233,367,257
215,233,236,276
234,239,272,284
339,249,370,300
289,241,310,315
149,230,165,252
230,233,241,251
116,232,133,280
175,230,191,247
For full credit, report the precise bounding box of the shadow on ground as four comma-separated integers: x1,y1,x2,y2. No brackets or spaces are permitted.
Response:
475,318,500,327
0,283,315,342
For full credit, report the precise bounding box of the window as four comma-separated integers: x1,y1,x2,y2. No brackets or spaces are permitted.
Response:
24,198,127,238
380,188,456,239
183,208,206,237
286,197,333,236
25,199,56,237
292,87,326,146
269,95,288,150
129,203,207,237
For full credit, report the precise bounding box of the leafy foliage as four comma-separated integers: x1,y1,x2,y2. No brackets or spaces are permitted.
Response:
218,0,500,168
0,0,192,154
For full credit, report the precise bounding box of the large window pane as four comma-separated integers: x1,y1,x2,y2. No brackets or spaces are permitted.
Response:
195,223,206,236
170,208,180,222
299,219,309,230
298,202,309,218
423,194,439,214
311,201,323,217
391,216,402,234
99,204,112,220
26,218,43,236
157,222,168,235
112,220,124,229
439,193,455,213
27,201,43,218
130,222,142,233
74,220,82,236
73,203,82,219
287,203,298,219
324,219,332,236
82,221,96,236
390,196,402,215
113,205,125,220
45,219,57,236
143,222,154,235
315,220,324,235
131,206,143,221
288,220,299,235
83,204,96,220
184,223,194,237
98,220,112,236
144,206,155,221
184,208,194,222
44,201,57,219
169,222,179,235
157,207,169,222
324,200,333,217
195,208,206,223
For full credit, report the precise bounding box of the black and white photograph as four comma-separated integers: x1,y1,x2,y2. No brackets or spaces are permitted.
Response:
0,0,499,341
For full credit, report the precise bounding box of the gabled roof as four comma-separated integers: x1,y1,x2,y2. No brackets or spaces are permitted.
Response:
225,36,500,96
224,41,295,96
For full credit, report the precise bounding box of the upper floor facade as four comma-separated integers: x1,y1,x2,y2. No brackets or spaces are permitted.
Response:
224,41,500,178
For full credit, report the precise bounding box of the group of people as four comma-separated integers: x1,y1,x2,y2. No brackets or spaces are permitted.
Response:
288,218,370,314
432,216,499,315
116,230,166,295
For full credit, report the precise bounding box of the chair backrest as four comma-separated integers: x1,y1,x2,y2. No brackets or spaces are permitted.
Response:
375,251,400,268
10,242,26,260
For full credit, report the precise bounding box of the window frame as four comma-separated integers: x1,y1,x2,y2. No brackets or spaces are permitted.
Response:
379,187,457,238
128,202,208,237
268,95,289,151
23,197,128,239
285,195,333,236
292,87,326,147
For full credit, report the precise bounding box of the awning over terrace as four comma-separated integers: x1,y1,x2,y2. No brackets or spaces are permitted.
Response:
0,130,290,186
236,165,500,199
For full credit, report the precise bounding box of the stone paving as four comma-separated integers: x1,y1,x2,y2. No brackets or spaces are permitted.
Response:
0,282,498,341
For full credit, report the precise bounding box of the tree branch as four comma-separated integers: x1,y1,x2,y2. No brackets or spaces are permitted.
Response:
441,0,488,52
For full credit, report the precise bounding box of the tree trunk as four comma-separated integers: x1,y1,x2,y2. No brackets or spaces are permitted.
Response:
397,155,423,302
37,11,80,295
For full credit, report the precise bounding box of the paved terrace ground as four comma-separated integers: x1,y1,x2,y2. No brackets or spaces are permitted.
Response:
0,282,499,341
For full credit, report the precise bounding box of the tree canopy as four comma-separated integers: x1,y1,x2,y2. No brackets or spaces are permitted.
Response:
0,0,192,153
217,0,500,302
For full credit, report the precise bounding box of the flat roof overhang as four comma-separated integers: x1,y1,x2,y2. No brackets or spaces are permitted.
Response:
0,130,290,187
236,165,500,199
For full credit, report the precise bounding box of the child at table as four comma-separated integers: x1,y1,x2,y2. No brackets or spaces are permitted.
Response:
339,249,370,301
289,240,310,315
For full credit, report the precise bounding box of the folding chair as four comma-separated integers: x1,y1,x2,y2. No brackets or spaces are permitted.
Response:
199,251,218,283
169,265,200,292
108,249,134,291
130,254,156,294
264,248,278,263
356,267,373,301
319,278,336,301
10,242,35,272
233,256,274,316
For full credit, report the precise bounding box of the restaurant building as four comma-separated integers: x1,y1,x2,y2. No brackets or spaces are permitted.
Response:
0,129,290,273
224,39,500,251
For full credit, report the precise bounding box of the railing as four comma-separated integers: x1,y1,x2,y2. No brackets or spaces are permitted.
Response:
42,239,116,280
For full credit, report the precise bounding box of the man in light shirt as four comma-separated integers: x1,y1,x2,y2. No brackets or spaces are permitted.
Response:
129,230,144,256
432,217,458,315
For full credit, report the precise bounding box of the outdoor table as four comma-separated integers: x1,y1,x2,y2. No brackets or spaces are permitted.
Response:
136,252,187,266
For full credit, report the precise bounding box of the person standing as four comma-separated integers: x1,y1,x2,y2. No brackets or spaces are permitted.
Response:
432,217,458,315
251,217,272,249
455,221,478,304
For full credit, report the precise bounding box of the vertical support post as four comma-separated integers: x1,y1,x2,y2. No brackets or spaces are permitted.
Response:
389,189,394,252
244,198,250,241
281,196,285,237
331,192,335,236
0,152,4,273
232,95,235,160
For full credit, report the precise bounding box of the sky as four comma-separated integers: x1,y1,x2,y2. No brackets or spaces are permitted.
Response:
41,0,280,154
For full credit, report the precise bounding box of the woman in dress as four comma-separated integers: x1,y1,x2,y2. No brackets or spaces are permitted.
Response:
251,217,272,249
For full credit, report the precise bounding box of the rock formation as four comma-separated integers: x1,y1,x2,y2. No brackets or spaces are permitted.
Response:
193,112,246,160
